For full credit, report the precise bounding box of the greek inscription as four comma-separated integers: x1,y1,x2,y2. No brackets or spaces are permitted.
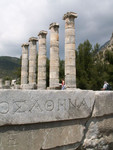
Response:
69,98,77,108
13,101,26,113
77,98,91,111
45,100,54,111
29,100,43,112
57,99,66,111
69,98,91,111
0,101,9,114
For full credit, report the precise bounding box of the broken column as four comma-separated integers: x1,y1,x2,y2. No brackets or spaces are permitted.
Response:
29,37,38,86
5,80,10,89
0,78,3,89
21,43,29,85
63,12,78,88
49,23,59,88
38,31,47,89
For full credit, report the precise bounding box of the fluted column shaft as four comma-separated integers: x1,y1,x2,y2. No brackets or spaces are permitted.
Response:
29,37,38,84
21,43,29,85
49,23,59,88
38,31,47,89
63,12,78,88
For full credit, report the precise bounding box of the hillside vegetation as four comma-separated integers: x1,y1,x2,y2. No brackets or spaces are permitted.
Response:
0,56,21,80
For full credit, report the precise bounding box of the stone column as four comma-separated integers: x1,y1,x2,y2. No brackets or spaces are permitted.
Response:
49,23,59,88
21,43,29,85
0,78,3,89
29,37,38,85
63,12,78,88
38,31,47,89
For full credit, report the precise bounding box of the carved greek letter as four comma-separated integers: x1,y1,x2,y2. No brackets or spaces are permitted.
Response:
57,99,66,111
77,98,91,111
69,98,77,109
13,101,26,113
0,102,9,114
45,100,54,111
29,100,43,112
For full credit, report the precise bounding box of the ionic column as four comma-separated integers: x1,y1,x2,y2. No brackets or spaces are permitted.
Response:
38,31,47,89
63,12,78,88
21,43,29,85
0,78,3,89
29,37,38,85
49,23,59,88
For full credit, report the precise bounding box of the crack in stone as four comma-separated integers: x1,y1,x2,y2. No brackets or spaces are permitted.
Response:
76,97,96,149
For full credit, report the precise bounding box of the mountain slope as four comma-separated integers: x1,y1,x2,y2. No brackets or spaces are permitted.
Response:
99,40,110,51
0,56,21,79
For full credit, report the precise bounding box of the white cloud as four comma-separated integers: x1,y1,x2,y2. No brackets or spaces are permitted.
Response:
0,0,113,59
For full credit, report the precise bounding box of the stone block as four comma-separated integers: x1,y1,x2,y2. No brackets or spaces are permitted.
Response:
14,84,20,89
0,90,95,126
92,91,113,117
0,120,85,150
21,84,37,90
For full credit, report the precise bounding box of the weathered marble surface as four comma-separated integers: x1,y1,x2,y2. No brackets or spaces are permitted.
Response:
0,89,95,126
49,23,60,88
63,12,77,88
0,120,86,150
28,37,38,85
38,30,47,89
0,90,113,150
92,91,113,117
21,43,29,85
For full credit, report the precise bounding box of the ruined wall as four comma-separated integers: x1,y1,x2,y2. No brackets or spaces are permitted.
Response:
0,90,113,150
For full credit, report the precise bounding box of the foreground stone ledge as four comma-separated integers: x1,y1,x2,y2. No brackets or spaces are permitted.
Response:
0,120,86,150
0,90,113,149
0,89,95,126
92,91,113,117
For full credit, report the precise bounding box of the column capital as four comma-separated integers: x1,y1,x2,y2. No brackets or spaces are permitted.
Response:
21,43,29,47
63,12,78,20
49,22,59,30
38,30,47,36
29,37,38,42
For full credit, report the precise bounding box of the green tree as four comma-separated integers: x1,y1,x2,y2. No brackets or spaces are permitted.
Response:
76,40,93,89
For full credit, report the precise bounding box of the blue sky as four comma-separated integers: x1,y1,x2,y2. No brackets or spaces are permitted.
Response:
0,0,113,59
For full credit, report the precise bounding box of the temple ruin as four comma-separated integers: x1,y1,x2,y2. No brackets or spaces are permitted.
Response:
20,12,78,90
0,12,113,150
